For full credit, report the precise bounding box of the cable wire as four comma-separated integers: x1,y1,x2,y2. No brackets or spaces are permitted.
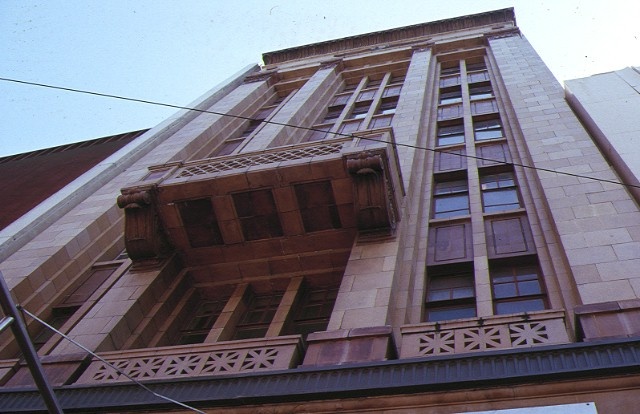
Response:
18,306,206,414
1,76,639,190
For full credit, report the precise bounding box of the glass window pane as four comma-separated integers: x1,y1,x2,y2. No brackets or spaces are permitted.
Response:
452,287,475,299
519,280,542,295
428,290,452,301
437,134,464,146
483,188,518,205
483,189,520,212
476,129,503,140
493,283,516,299
428,306,476,322
434,180,468,195
339,120,362,134
495,298,545,315
357,89,376,101
434,194,469,218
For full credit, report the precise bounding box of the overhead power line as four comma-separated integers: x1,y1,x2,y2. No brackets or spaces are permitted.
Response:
1,76,638,190
19,306,206,414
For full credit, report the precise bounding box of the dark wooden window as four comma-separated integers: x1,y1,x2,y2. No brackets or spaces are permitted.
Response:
480,172,520,212
376,97,399,115
233,189,283,241
425,264,476,322
477,143,512,167
356,89,377,102
436,122,465,146
474,117,504,141
439,75,461,88
369,115,392,129
61,266,116,306
177,198,224,247
285,286,338,338
33,306,79,350
213,98,281,156
331,93,352,106
469,83,494,100
427,222,473,265
438,103,463,120
434,148,466,172
433,179,469,219
382,84,402,98
347,102,371,119
339,120,362,135
439,86,462,105
178,298,227,345
214,138,244,156
491,261,546,315
233,292,283,340
305,124,333,142
366,78,383,88
440,62,460,76
485,215,535,258
466,59,487,72
295,181,341,232
323,105,344,122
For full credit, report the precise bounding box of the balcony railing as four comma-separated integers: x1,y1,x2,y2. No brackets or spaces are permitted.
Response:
400,310,570,358
76,335,303,384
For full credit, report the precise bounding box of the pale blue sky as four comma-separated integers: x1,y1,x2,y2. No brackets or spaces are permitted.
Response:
1,0,639,157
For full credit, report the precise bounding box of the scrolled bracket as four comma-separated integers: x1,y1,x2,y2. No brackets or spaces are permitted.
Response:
117,186,172,266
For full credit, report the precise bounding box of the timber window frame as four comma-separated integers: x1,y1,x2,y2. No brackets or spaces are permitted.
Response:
490,260,547,315
480,171,521,213
425,263,476,322
432,175,470,219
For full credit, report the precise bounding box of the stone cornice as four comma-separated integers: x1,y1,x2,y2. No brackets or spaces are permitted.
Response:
262,8,516,65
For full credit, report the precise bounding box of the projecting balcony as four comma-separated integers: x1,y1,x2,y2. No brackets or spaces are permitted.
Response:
75,335,303,384
399,310,570,358
117,128,404,274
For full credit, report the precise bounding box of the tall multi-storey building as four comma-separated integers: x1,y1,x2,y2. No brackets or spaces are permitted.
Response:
1,7,640,413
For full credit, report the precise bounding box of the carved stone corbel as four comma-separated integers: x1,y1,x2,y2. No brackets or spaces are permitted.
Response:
346,151,396,233
117,186,171,265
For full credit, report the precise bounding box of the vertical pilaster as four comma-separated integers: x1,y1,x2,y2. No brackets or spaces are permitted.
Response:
490,34,640,338
242,60,344,152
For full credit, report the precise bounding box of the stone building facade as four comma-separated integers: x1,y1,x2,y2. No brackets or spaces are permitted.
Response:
1,8,640,413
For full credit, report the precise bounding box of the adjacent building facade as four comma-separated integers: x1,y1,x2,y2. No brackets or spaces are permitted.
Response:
1,8,640,413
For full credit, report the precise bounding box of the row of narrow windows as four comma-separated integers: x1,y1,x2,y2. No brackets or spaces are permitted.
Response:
425,55,547,323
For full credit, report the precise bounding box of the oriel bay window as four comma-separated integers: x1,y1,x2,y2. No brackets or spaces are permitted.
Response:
491,260,547,315
480,171,521,213
425,263,476,322
432,176,470,219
